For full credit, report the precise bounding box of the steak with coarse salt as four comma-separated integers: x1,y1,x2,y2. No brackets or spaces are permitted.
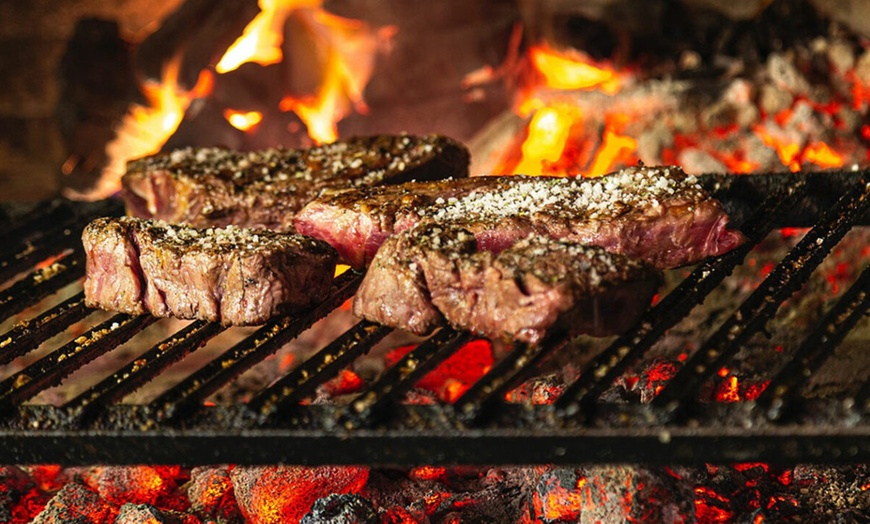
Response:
83,217,337,325
296,165,746,269
122,134,469,231
354,224,662,343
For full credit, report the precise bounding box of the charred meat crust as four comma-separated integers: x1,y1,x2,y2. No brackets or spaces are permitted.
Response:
296,165,747,269
355,224,662,344
121,134,469,232
83,217,337,325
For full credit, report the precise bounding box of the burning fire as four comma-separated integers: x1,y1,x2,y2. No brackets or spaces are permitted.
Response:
67,56,213,200
202,0,393,144
86,0,392,199
493,40,860,179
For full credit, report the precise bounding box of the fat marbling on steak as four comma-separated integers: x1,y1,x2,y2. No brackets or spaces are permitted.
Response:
295,165,747,269
122,134,469,231
83,217,337,325
355,224,662,343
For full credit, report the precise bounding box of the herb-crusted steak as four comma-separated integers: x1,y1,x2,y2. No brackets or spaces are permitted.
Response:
83,217,337,325
122,134,469,231
296,166,746,269
355,224,662,343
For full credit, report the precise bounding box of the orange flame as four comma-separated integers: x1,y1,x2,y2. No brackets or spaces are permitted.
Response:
217,0,321,73
586,128,638,177
68,56,213,200
803,141,845,168
278,9,391,143
216,0,390,143
508,44,635,177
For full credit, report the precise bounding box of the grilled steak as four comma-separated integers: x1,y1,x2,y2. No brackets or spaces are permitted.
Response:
296,165,747,269
122,134,469,231
355,224,662,343
83,217,337,325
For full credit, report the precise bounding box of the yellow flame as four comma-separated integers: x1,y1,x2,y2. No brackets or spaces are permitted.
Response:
513,106,575,175
217,0,321,73
224,109,263,131
68,56,212,200
530,45,622,94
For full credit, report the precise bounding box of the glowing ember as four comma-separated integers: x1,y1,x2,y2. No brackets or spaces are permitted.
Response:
715,375,770,403
694,486,734,522
224,109,264,131
322,368,365,396
409,466,447,482
533,476,587,522
385,340,494,403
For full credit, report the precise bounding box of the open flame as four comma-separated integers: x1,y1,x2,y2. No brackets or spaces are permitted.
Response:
494,39,861,180
219,0,391,144
87,0,391,200
67,56,212,200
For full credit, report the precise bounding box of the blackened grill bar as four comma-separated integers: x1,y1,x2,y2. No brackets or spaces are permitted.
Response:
0,169,869,465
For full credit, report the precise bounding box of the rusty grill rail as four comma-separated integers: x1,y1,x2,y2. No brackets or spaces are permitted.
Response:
1,172,870,466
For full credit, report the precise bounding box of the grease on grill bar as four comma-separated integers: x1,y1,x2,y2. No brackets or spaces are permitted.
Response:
1,170,870,465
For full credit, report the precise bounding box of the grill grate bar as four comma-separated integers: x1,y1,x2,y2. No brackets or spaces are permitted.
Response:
347,327,471,428
652,171,870,417
62,320,226,426
455,337,567,425
152,271,363,420
553,189,793,420
0,292,93,367
0,313,156,409
0,251,84,323
0,201,71,258
249,320,392,424
0,228,81,285
756,262,870,422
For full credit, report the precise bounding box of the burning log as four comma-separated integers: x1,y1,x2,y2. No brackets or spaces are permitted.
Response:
31,483,114,524
136,0,261,90
230,465,369,524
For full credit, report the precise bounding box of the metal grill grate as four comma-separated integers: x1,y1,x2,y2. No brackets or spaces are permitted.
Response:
1,171,870,466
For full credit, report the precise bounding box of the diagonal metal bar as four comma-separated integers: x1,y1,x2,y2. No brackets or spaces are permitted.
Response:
249,320,392,424
757,263,870,422
0,292,94,367
63,320,226,425
346,327,471,428
0,251,85,323
0,314,157,409
152,271,363,420
554,190,793,420
652,171,870,418
454,337,567,425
